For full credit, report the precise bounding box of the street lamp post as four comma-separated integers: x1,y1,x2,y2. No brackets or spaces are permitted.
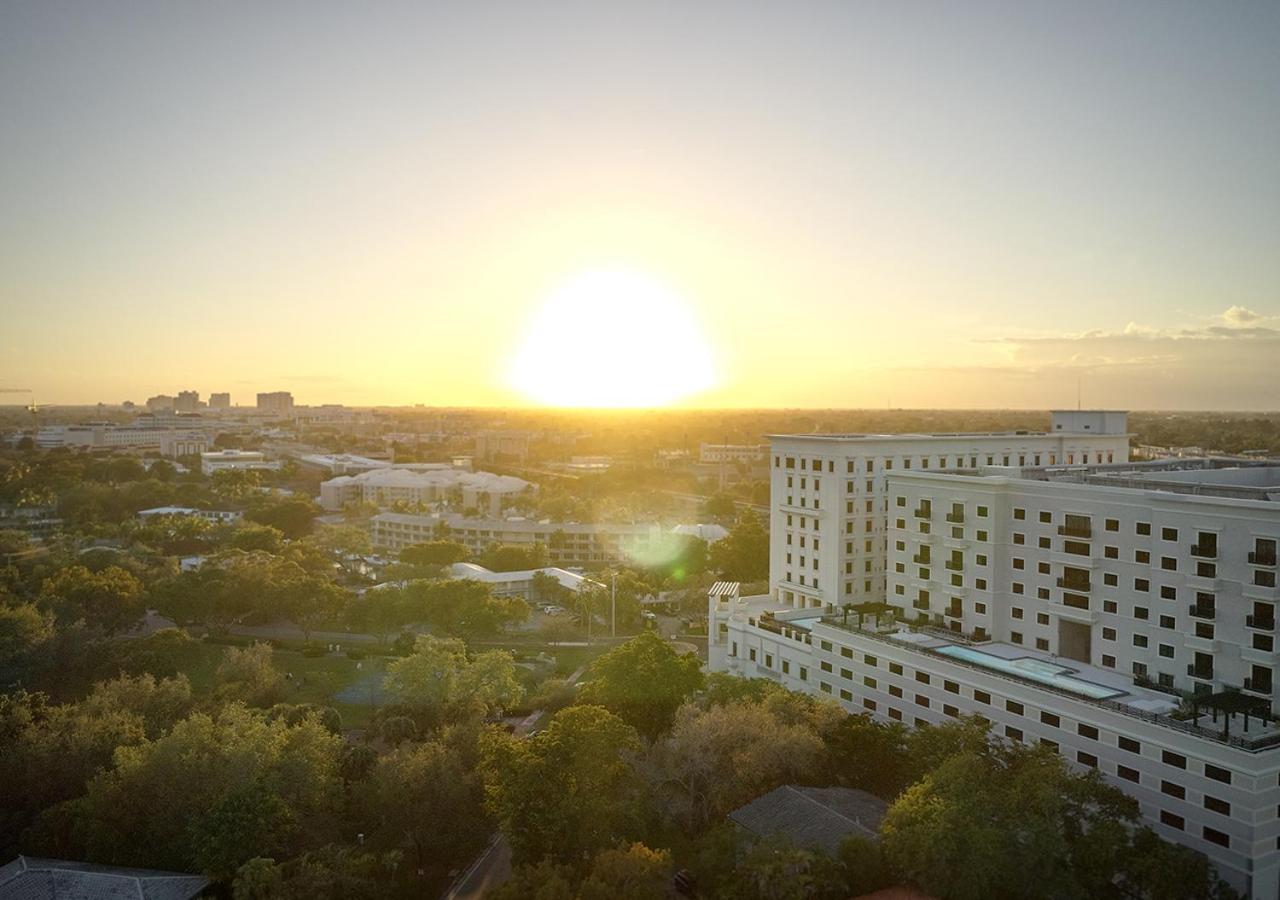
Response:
611,570,617,639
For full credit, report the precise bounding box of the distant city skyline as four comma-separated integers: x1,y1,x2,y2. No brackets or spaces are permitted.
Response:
2,2,1278,409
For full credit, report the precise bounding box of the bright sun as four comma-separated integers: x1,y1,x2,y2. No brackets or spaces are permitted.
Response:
509,268,717,407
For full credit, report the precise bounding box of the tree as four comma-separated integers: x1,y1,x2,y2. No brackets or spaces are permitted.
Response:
234,846,401,900
215,643,286,707
227,523,285,553
367,741,489,876
382,635,524,725
822,713,910,798
78,703,344,875
477,542,548,572
38,564,144,632
400,540,469,567
577,631,704,737
244,497,321,539
400,578,528,640
708,512,769,581
703,492,738,521
304,525,373,581
877,739,1231,900
530,570,570,604
489,860,576,900
646,700,827,833
0,601,55,678
579,843,673,900
479,705,646,864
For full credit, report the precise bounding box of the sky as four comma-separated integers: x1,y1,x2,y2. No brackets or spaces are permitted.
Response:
1,1,1278,409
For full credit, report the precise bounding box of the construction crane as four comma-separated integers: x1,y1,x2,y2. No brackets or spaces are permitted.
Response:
0,388,40,431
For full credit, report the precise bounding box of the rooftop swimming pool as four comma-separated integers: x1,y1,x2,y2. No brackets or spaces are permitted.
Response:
934,645,1125,700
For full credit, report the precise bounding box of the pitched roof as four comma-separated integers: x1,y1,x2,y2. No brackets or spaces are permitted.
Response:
0,856,209,900
727,785,888,855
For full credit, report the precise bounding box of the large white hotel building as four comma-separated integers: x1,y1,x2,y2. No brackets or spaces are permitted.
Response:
710,411,1280,898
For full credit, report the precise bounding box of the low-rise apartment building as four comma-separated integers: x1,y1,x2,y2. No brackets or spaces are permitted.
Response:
370,512,663,567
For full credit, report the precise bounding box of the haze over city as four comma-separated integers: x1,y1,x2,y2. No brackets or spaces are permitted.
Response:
2,2,1278,409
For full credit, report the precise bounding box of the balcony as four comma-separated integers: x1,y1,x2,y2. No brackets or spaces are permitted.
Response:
1247,614,1276,631
1186,664,1214,681
945,512,965,524
1243,677,1273,695
945,560,964,572
1188,603,1216,621
913,506,931,520
1251,551,1278,567
1057,523,1092,539
1190,543,1217,560
911,598,931,612
912,552,931,565
1056,576,1091,593
944,606,963,619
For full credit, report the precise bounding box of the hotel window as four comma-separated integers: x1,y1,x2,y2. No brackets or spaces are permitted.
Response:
1161,750,1186,769
1203,828,1229,848
1078,723,1099,739
1117,765,1140,783
973,690,991,704
889,685,903,698
1040,711,1059,727
1006,700,1024,715
889,662,903,675
1160,811,1184,830
1105,518,1119,532
1204,764,1232,785
863,698,876,711
1006,726,1023,742
864,676,877,689
1118,736,1140,754
1204,796,1230,816
1136,522,1151,536
1162,527,1179,542
1077,751,1098,768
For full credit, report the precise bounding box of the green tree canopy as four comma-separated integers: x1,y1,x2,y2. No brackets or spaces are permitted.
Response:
577,631,704,737
479,705,645,864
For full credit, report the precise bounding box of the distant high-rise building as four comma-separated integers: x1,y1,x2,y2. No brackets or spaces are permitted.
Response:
146,394,175,411
209,392,231,410
256,391,294,416
175,390,200,413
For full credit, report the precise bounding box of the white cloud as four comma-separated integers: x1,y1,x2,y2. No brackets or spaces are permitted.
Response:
1222,305,1264,327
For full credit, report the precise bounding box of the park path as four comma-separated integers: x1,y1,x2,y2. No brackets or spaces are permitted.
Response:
443,661,592,900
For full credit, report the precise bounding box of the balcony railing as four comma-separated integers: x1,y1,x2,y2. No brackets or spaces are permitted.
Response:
1056,576,1091,592
1251,551,1278,567
1247,614,1276,631
944,607,963,619
912,552,931,565
1188,604,1216,621
912,599,931,611
1244,677,1273,694
945,512,965,524
945,560,964,572
913,507,931,519
1057,523,1092,539
1190,544,1218,560
1186,664,1214,681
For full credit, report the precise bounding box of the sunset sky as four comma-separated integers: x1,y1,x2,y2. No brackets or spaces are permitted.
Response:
1,2,1277,409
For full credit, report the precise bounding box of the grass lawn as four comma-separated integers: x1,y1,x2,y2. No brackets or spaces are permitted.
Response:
181,639,389,731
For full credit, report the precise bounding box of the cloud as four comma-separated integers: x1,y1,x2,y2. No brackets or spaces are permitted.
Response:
1222,305,1263,326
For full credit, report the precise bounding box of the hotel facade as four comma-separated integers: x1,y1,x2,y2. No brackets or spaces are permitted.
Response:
711,412,1280,898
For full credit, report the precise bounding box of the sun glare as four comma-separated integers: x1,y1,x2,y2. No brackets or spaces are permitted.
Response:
509,268,717,407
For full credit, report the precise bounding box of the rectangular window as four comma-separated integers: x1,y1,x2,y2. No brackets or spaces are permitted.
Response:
1077,751,1098,768
1118,736,1140,754
1203,827,1229,848
1204,764,1231,785
1160,811,1184,830
1006,726,1023,742
973,689,991,705
1204,796,1230,816
1117,765,1140,783
1162,750,1186,769
915,672,930,685
1006,700,1024,715
1161,780,1185,800
1078,723,1099,740
1040,711,1059,727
